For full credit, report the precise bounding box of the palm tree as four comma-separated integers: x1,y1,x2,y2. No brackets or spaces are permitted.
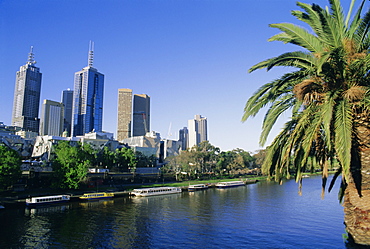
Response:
242,0,370,245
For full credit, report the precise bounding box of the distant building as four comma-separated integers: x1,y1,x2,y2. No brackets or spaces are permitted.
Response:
71,41,104,136
122,131,180,159
11,46,42,133
61,89,74,136
32,131,120,162
133,94,150,137
188,114,207,148
15,130,38,139
117,88,133,141
39,99,64,136
179,127,189,150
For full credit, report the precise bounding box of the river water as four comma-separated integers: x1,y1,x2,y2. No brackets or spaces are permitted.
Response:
1,176,348,248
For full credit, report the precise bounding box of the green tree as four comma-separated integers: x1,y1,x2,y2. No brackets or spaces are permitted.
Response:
115,147,137,171
135,151,157,168
242,0,370,245
191,141,220,174
52,141,90,189
252,149,266,168
100,146,115,169
0,146,21,189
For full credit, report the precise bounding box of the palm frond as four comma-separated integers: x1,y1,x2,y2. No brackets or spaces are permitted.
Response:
334,100,352,180
269,23,323,52
260,94,296,146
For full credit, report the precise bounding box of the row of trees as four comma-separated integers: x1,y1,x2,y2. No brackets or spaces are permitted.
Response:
162,141,260,180
0,142,139,190
0,140,265,191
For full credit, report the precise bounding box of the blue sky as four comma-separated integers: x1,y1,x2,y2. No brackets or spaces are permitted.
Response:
0,0,359,153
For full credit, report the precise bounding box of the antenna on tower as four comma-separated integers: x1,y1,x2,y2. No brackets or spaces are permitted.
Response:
27,46,36,65
88,41,94,67
167,122,172,138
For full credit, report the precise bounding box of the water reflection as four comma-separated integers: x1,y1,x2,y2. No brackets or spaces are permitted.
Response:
79,199,115,209
25,204,70,216
0,176,347,248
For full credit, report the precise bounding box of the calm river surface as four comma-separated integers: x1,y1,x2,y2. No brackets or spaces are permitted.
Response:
1,176,347,248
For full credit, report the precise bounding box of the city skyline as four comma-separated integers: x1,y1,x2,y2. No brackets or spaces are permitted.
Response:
1,0,357,152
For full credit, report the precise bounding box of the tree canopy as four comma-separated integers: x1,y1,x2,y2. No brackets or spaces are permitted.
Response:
52,141,91,189
0,146,22,189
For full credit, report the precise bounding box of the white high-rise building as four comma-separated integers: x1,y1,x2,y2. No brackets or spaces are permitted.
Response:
188,114,207,148
39,99,64,136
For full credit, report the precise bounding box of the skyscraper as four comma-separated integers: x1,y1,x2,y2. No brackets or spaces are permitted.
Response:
39,99,64,136
71,42,104,136
117,88,133,141
11,46,42,133
61,89,73,136
133,94,150,137
188,114,208,148
179,127,189,150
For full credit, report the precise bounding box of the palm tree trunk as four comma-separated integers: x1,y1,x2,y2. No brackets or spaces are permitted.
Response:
344,120,370,245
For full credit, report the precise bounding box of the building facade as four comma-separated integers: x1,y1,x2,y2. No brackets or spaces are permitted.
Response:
71,42,104,136
188,114,208,148
133,94,150,137
61,89,74,136
179,127,189,150
39,99,64,136
117,88,133,141
11,47,42,133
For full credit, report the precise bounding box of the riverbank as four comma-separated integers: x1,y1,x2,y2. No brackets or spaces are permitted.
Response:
0,177,263,208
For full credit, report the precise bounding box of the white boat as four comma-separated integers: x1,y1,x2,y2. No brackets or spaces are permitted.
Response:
130,187,182,197
188,184,209,191
215,181,245,188
26,195,70,206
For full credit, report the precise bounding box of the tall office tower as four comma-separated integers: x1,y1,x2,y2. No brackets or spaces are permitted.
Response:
179,127,189,150
133,94,150,136
61,89,74,136
39,99,64,136
11,46,42,133
188,114,208,148
117,88,133,141
71,41,104,136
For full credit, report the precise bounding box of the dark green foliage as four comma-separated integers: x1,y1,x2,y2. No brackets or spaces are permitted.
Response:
52,141,90,189
0,146,22,189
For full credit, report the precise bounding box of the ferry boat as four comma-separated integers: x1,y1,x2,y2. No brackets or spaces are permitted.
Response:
130,187,182,197
26,195,70,206
79,192,114,200
215,181,245,188
188,184,209,191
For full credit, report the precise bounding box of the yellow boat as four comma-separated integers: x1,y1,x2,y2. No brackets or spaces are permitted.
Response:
79,192,114,200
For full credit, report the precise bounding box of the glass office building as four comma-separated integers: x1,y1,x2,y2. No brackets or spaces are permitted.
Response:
71,42,104,136
11,47,42,133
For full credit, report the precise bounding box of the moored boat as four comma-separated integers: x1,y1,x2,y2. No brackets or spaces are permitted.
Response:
79,192,114,200
188,184,209,191
130,187,182,197
26,195,71,206
215,181,245,188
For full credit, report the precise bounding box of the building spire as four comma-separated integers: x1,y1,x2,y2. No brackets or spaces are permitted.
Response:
88,41,94,67
27,46,36,65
